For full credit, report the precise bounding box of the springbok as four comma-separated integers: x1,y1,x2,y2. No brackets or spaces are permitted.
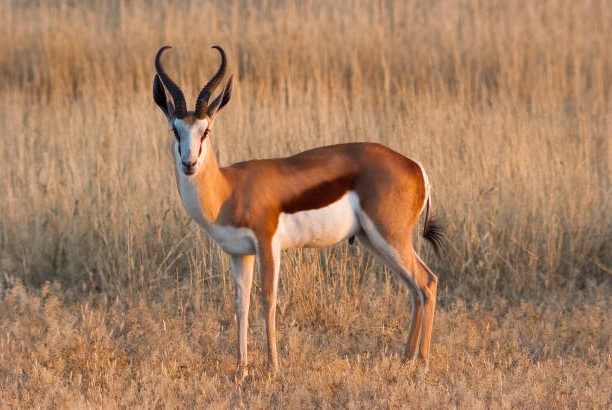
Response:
153,45,444,381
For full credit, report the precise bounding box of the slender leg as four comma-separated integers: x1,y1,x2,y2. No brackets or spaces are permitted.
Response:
356,218,438,365
404,283,423,360
258,238,281,373
412,253,438,363
230,254,254,382
356,231,422,361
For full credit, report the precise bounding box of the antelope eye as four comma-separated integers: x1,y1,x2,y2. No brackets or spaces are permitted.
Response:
201,129,210,141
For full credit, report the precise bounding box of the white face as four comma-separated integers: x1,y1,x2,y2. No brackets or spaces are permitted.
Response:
171,118,210,176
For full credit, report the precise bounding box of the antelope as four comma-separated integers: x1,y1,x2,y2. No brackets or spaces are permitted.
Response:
153,45,445,381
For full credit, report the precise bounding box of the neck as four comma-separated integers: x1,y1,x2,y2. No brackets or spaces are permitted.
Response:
177,138,231,224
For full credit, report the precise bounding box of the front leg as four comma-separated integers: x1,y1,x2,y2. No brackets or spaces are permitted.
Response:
230,254,254,382
258,236,281,373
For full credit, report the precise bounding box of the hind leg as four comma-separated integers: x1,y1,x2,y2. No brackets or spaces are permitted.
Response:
357,213,438,364
409,252,438,362
356,230,424,362
405,283,423,360
393,248,438,364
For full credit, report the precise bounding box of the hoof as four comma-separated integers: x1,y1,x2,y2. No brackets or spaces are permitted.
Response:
234,365,249,385
401,351,416,364
268,362,279,376
416,354,430,371
402,354,429,369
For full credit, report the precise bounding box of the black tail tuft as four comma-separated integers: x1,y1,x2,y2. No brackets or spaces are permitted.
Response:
423,217,446,258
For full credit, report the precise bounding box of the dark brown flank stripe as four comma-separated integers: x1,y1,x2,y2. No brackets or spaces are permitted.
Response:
281,173,356,214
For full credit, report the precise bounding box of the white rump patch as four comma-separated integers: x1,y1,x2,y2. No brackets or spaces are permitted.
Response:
414,160,430,216
276,192,360,250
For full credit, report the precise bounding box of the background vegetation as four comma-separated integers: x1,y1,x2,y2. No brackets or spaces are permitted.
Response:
0,0,610,407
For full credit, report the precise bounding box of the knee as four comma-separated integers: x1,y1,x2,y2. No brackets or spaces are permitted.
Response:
427,273,438,289
235,294,243,310
421,274,438,302
261,289,276,309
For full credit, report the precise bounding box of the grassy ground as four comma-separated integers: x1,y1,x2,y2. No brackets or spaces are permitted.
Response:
0,0,610,407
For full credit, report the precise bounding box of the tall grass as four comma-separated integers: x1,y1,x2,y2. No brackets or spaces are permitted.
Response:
1,0,609,299
0,1,610,406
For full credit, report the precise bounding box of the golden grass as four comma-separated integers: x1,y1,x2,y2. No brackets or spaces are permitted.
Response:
1,277,610,408
0,0,610,407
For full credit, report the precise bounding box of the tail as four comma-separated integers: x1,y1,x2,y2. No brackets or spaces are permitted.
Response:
422,193,446,258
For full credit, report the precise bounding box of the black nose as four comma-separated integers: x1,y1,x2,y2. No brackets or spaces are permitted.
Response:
181,159,196,175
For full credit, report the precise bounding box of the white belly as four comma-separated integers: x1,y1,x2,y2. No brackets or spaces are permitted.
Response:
276,192,360,250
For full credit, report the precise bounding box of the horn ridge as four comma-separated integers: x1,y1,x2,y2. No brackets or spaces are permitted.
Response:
155,46,187,118
195,46,227,119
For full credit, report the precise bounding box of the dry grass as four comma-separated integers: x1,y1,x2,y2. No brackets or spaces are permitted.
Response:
0,0,610,407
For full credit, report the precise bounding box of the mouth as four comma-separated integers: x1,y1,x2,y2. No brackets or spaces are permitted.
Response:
182,166,196,176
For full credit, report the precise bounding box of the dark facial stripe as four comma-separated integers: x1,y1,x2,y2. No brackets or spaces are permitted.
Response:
281,173,356,214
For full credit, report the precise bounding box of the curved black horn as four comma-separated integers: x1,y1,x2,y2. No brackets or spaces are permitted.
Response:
194,46,227,119
155,46,187,118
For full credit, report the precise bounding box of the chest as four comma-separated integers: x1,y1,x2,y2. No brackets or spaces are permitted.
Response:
178,174,257,255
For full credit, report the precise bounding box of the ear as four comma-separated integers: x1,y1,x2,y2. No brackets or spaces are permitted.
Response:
153,75,174,122
218,75,233,111
206,75,233,118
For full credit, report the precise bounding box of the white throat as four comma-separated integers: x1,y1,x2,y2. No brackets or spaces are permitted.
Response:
177,172,207,226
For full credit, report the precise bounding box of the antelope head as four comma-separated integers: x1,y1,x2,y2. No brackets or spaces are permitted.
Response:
153,45,233,176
